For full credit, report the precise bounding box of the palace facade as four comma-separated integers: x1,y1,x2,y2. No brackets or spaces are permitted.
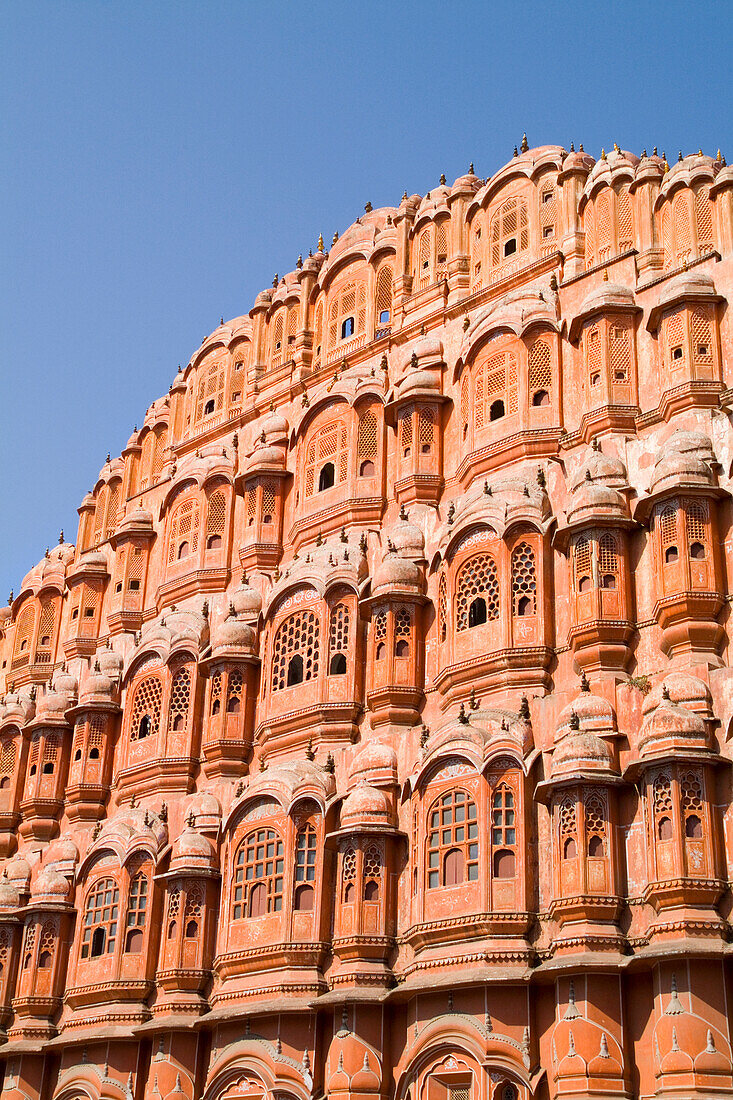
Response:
2,139,733,1100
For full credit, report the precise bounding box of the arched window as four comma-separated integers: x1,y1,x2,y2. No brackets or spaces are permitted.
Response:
686,500,708,560
490,195,529,266
491,784,517,878
375,264,393,327
511,541,537,616
327,281,367,350
0,739,16,789
528,339,552,406
168,666,191,734
373,606,387,660
167,497,200,564
363,843,382,899
558,795,577,859
598,533,619,589
695,185,715,254
585,325,602,389
357,410,378,476
227,670,243,713
652,773,673,842
394,607,411,657
658,504,679,564
81,878,120,959
232,829,284,918
427,789,478,888
680,770,704,840
342,845,356,902
585,791,607,856
574,535,592,592
305,420,349,497
328,602,350,675
194,360,226,423
270,311,285,367
438,574,448,643
474,350,518,430
124,871,148,952
129,674,163,741
416,226,433,287
271,608,320,691
456,553,499,630
13,603,35,664
205,489,227,550
35,599,56,660
313,300,324,363
295,824,317,910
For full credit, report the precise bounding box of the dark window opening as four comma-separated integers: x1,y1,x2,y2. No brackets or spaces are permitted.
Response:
698,345,709,356
516,595,533,617
379,309,390,324
29,765,36,776
207,535,222,550
90,927,106,957
421,442,432,453
344,882,354,903
71,610,79,620
403,446,411,458
376,642,385,660
590,372,601,386
318,462,335,492
493,849,516,879
204,399,215,415
38,950,52,969
115,582,123,593
138,715,152,739
249,881,266,917
185,919,198,937
329,653,347,675
177,541,189,559
212,699,221,715
672,346,683,361
543,225,553,238
614,369,626,380
341,316,355,339
364,879,379,901
295,883,314,911
468,597,487,627
532,389,550,406
129,579,140,590
74,749,82,761
0,777,9,790
226,695,240,714
542,191,553,204
563,837,577,859
125,928,143,954
665,546,679,564
658,816,673,840
601,574,616,589
685,814,702,839
287,654,304,687
263,513,273,524
588,835,604,857
690,541,706,559
89,747,99,760
167,920,177,939
42,762,54,775
489,399,505,421
395,639,409,657
84,607,94,617
443,848,464,886
504,237,517,257
360,459,375,477
172,713,184,731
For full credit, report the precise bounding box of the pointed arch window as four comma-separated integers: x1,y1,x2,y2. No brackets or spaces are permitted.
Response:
205,488,227,550
168,497,200,564
490,195,529,267
328,602,350,675
294,823,317,910
456,553,500,631
129,674,164,741
124,871,148,952
305,420,349,497
375,264,393,328
81,878,120,958
168,666,191,733
271,607,320,691
511,541,537,617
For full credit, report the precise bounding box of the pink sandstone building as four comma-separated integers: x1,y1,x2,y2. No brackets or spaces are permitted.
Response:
1,138,733,1100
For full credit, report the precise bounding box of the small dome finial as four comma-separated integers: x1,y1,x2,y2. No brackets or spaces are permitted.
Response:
569,709,580,731
332,230,339,245
317,233,324,253
365,201,372,213
520,132,529,153
439,173,446,185
469,162,474,174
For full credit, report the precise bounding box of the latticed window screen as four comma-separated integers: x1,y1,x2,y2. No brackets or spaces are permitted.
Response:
666,313,686,366
681,770,703,814
139,432,155,491
658,505,678,551
81,878,120,958
685,500,708,551
585,791,607,850
475,351,518,427
653,773,673,817
305,421,349,495
39,919,57,964
206,490,226,544
490,195,529,266
88,714,104,754
528,340,552,399
270,312,284,365
93,485,109,545
168,667,191,732
195,361,226,421
375,264,393,323
418,406,435,451
130,675,164,740
210,671,222,715
574,536,592,588
558,795,577,842
126,873,148,932
399,408,413,455
342,845,356,899
184,882,204,925
460,374,470,431
271,608,320,691
364,843,382,894
456,553,500,630
329,603,350,664
227,670,243,713
232,829,284,919
427,789,479,888
295,825,317,883
694,186,714,252
438,574,448,642
43,734,59,770
13,604,34,660
598,533,619,584
673,193,692,266
617,186,634,252
327,281,367,347
261,483,276,523
105,482,120,540
358,411,378,459
313,302,324,360
610,325,631,383
373,607,387,653
511,542,537,615
36,600,55,656
540,184,557,242
0,739,16,779
584,202,596,268
285,305,298,352
595,189,613,263
491,785,516,847
395,607,411,641
692,309,713,369
152,431,166,480
416,226,433,285
435,221,448,276
586,327,602,387
168,498,200,563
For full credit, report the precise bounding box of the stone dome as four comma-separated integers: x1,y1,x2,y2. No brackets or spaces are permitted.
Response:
371,552,421,595
391,512,425,559
0,874,19,911
569,446,628,491
349,741,398,786
32,866,71,901
230,576,262,619
98,646,124,680
5,856,31,890
643,673,712,716
80,662,116,703
566,480,629,526
170,823,217,870
638,694,709,756
341,781,393,827
211,608,255,655
556,683,615,738
649,431,716,494
551,727,613,778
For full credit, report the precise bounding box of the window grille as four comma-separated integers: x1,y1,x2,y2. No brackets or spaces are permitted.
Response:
329,603,350,666
574,536,592,589
126,873,148,935
427,789,479,888
168,667,191,733
673,192,692,266
438,574,448,642
694,186,714,252
680,770,703,812
617,185,634,252
358,411,378,459
511,541,537,616
685,500,707,548
584,202,595,268
206,490,226,540
596,189,613,262
35,600,56,658
610,325,631,383
81,878,120,958
0,740,15,778
598,533,619,579
658,505,678,550
456,553,500,630
653,773,673,815
168,498,200,563
375,264,393,324
585,791,607,845
586,326,602,387
295,825,317,883
232,829,284,918
528,340,552,398
418,406,435,450
490,195,529,266
666,313,686,367
304,421,349,496
271,608,320,691
13,604,34,664
130,675,163,740
342,844,356,900
691,309,713,368
195,361,226,422
227,670,243,713
152,431,166,480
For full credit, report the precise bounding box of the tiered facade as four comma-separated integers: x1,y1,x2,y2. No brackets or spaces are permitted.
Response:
2,139,733,1100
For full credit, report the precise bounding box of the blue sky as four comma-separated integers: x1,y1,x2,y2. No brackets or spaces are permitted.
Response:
0,0,729,596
